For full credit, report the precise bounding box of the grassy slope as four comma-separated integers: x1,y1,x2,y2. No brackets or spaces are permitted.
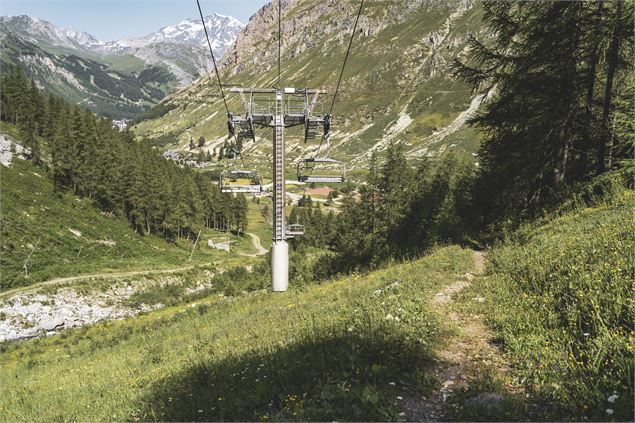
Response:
0,155,266,290
455,187,634,421
0,186,631,421
0,246,475,422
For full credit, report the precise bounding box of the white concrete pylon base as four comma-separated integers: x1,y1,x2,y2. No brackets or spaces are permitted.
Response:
271,241,289,292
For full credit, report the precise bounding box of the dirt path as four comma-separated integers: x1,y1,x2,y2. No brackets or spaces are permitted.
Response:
0,266,197,300
239,232,268,257
3,233,269,299
403,250,512,421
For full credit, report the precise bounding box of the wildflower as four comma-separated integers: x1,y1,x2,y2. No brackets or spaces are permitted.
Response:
398,412,406,417
374,289,382,295
385,314,395,321
397,396,403,400
608,394,619,403
606,409,614,415
389,382,396,386
198,410,203,413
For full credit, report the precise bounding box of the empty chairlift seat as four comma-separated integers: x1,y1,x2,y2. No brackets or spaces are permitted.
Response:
296,158,345,183
286,223,305,237
220,170,263,193
304,116,322,140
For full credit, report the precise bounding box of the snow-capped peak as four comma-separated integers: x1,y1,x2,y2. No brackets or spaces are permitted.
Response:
1,13,244,57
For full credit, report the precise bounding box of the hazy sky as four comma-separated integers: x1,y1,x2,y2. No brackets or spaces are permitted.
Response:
0,0,269,41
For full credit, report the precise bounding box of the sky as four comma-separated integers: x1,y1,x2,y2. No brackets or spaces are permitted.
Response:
0,0,269,41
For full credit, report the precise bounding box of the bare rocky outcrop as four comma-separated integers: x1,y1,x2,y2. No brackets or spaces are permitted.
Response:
0,133,28,167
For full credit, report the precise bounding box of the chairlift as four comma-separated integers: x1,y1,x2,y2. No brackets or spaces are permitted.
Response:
286,223,305,238
296,157,345,183
220,170,263,193
304,116,321,140
228,112,256,144
224,146,239,159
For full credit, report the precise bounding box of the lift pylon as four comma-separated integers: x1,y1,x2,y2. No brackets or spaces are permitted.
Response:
228,87,327,292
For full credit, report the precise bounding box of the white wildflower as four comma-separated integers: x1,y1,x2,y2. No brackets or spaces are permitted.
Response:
606,409,614,415
397,396,403,400
608,394,619,403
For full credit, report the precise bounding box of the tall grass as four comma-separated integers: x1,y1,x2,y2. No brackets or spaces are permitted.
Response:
475,189,633,420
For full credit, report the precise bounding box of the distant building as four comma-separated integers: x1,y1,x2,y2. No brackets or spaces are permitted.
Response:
208,239,230,252
112,119,129,131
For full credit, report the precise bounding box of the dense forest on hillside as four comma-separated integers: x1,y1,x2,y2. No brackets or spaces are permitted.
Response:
0,65,247,239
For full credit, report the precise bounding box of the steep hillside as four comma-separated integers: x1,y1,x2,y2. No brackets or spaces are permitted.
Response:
1,184,630,421
133,0,488,178
0,124,266,289
0,245,477,421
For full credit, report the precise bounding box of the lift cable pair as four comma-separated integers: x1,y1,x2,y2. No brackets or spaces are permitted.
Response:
194,0,365,290
197,0,262,194
299,0,364,194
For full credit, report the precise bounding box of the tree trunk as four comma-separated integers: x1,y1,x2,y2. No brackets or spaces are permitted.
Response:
580,34,600,164
553,4,581,186
607,110,617,169
598,0,622,173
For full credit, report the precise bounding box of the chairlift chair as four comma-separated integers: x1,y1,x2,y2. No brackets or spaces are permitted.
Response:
296,157,345,183
220,170,263,193
286,223,305,238
304,116,322,140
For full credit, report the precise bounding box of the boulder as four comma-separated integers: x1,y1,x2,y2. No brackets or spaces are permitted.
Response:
39,317,64,331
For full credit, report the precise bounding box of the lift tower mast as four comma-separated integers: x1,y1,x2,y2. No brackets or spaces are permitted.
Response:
229,87,327,291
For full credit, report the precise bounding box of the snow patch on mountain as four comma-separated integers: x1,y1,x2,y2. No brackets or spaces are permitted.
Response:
94,13,244,57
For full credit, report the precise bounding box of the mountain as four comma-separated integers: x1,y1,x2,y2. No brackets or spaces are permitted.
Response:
0,14,244,118
133,0,489,179
0,15,104,51
92,14,245,86
0,31,176,118
97,14,243,55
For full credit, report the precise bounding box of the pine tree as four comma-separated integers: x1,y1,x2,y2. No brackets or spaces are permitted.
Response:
454,0,633,221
